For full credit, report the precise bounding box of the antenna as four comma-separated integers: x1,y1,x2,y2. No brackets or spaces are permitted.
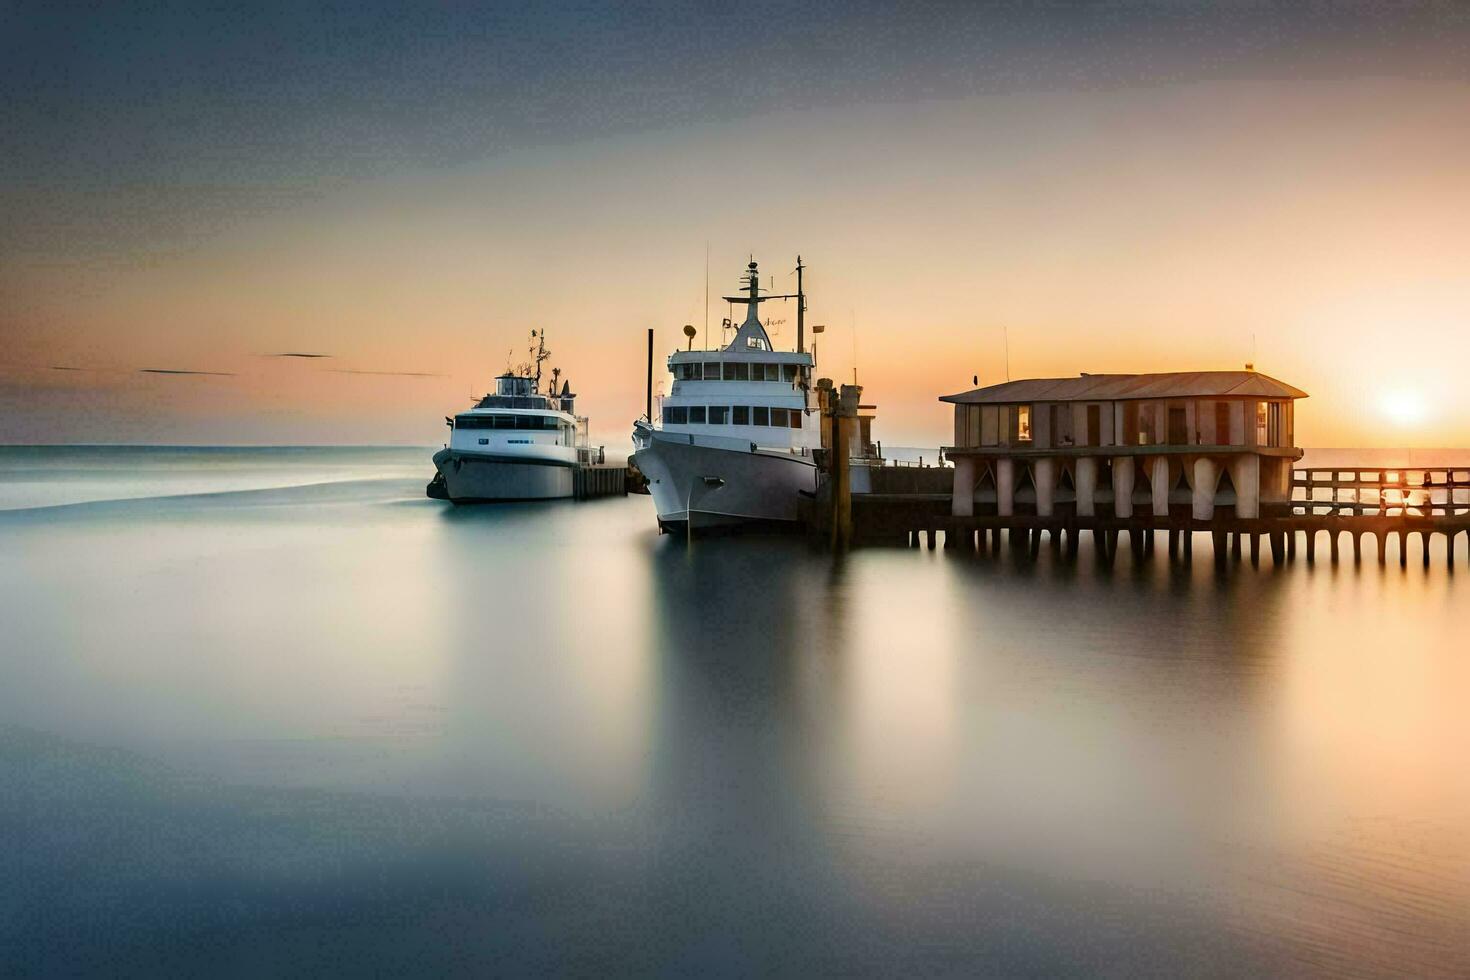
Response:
703,242,710,350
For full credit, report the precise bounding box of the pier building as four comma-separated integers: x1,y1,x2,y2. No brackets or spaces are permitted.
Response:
940,371,1307,522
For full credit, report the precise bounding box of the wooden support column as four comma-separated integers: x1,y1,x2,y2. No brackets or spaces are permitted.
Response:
1250,533,1260,565
1034,457,1056,517
1212,529,1228,566
1150,456,1170,517
1112,456,1135,518
951,455,975,517
1192,458,1218,521
1075,457,1098,517
996,457,1015,517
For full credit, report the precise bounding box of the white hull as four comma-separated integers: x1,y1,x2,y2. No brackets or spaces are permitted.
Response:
633,430,817,531
432,448,573,502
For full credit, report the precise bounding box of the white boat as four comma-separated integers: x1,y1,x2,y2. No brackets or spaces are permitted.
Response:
632,258,821,532
428,331,598,503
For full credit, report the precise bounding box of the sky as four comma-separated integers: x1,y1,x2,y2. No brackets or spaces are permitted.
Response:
2,1,1469,448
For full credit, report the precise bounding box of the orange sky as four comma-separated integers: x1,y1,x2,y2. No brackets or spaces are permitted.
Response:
4,76,1468,449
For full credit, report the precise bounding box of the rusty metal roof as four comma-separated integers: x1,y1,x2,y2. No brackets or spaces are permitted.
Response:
940,371,1307,404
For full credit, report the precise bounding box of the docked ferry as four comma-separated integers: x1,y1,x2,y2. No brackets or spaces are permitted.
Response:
428,332,595,502
631,258,820,532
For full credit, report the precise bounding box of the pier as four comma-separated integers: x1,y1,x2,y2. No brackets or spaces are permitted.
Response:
809,370,1470,567
573,462,631,499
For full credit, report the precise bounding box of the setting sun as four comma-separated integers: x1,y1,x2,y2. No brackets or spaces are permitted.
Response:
1379,389,1429,426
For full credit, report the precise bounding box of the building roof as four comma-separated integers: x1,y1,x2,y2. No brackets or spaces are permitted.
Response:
939,371,1307,405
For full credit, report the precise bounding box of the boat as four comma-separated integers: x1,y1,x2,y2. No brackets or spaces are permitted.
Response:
631,257,821,532
428,330,599,503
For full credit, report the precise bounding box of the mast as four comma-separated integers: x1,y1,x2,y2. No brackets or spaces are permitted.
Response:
795,255,805,354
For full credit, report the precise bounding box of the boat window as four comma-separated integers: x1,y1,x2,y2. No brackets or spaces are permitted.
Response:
733,406,749,425
770,408,788,427
688,406,706,424
703,362,721,380
727,362,749,381
789,409,803,429
782,364,798,382
753,406,769,426
763,363,780,382
665,406,688,425
709,406,729,424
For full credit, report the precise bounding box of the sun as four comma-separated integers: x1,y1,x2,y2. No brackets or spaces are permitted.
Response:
1378,389,1428,426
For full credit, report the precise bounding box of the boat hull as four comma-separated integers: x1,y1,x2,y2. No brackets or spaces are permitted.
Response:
431,449,574,502
632,432,818,533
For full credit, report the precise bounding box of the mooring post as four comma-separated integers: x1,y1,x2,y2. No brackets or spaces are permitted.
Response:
828,383,861,550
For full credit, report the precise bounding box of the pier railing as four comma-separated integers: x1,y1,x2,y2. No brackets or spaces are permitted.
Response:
1292,467,1470,518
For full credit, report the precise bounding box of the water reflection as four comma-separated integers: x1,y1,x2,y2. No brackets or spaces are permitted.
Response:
2,454,1468,974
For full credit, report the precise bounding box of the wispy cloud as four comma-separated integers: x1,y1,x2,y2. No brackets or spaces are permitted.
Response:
139,368,236,377
265,352,332,358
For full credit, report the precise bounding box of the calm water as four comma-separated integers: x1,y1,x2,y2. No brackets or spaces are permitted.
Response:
3,447,1468,976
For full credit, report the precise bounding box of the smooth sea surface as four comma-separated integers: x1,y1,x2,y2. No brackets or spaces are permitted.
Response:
3,446,1468,976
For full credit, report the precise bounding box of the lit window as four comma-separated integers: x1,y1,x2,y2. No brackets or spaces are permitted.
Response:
789,409,802,429
1017,404,1032,443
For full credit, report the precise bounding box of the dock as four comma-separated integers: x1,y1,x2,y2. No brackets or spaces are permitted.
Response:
843,465,1470,568
573,463,631,500
795,369,1470,567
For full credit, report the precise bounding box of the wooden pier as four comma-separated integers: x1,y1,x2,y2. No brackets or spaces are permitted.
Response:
572,463,631,500
838,464,1470,568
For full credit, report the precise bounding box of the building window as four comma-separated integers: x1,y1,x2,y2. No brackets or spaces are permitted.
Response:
1215,403,1231,445
1086,404,1101,446
709,406,729,424
688,406,706,424
770,408,789,427
764,363,780,381
782,364,799,382
1167,405,1187,445
753,406,770,426
981,406,1000,446
1015,404,1032,443
727,362,750,381
733,406,749,425
703,362,720,380
789,409,802,429
665,406,688,425
1259,402,1282,447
